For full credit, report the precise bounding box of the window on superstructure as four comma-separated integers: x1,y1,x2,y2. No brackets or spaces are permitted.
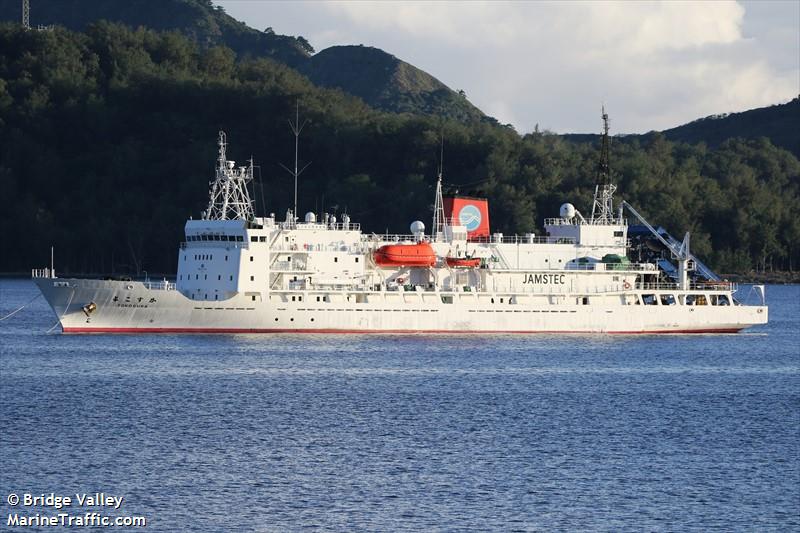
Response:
260,237,267,242
237,236,243,242
230,275,233,281
642,294,657,305
355,257,359,263
218,275,221,281
250,256,253,262
250,276,254,281
196,275,199,280
225,255,228,261
614,231,624,237
251,236,258,242
660,294,676,306
204,275,207,280
334,257,338,263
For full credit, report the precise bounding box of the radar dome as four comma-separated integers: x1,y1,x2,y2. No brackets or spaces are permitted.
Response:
560,203,576,219
410,220,425,234
304,212,317,223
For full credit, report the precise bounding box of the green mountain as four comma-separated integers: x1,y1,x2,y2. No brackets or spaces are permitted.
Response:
0,0,488,123
563,98,800,158
661,97,800,157
300,45,487,123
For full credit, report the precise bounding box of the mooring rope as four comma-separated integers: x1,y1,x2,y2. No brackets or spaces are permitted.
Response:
0,293,41,322
45,289,75,334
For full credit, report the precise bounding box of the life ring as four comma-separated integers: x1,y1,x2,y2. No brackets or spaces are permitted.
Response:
396,277,406,284
623,281,631,290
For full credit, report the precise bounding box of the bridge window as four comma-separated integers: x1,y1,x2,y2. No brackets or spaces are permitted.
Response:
660,294,677,306
642,294,657,305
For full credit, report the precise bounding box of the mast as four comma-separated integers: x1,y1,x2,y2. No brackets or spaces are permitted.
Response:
432,134,447,242
590,106,617,224
280,101,310,223
203,131,256,221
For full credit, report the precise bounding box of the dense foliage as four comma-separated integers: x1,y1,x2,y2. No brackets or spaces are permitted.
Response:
1,23,798,275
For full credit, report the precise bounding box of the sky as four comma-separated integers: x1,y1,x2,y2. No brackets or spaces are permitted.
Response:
216,0,800,134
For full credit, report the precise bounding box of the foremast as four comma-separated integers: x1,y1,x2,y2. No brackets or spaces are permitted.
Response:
203,131,255,221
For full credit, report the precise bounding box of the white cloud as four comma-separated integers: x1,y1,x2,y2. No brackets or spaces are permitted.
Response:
217,0,799,133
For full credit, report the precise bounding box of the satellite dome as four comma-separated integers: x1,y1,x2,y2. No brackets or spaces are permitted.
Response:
410,220,425,234
560,203,576,219
304,212,317,223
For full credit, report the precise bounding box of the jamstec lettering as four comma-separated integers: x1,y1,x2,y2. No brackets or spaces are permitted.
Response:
522,274,566,285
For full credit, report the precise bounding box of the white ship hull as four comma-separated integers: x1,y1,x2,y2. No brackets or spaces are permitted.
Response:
35,278,767,334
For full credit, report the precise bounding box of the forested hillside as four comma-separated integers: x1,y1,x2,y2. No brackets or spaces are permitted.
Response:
1,24,798,275
662,98,800,158
0,0,488,123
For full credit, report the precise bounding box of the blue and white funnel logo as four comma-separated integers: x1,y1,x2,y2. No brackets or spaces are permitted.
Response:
458,204,482,231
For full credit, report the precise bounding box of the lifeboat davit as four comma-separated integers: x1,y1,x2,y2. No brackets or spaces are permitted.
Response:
445,256,481,268
374,242,436,267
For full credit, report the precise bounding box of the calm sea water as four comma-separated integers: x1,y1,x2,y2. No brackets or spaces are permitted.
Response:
0,279,798,532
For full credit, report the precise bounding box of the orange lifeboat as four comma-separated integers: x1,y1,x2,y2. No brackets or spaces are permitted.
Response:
374,242,436,267
445,256,481,268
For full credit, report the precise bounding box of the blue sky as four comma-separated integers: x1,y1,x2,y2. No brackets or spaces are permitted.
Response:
217,0,799,134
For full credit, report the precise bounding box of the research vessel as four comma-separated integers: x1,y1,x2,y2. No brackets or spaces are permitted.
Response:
33,115,768,334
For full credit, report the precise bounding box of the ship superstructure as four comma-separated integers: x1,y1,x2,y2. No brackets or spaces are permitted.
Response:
33,117,768,334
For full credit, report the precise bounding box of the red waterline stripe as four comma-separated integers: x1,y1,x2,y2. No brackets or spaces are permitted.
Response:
61,327,742,335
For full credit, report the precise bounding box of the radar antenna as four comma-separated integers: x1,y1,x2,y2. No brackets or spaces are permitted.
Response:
203,131,256,221
279,101,311,224
590,106,617,224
